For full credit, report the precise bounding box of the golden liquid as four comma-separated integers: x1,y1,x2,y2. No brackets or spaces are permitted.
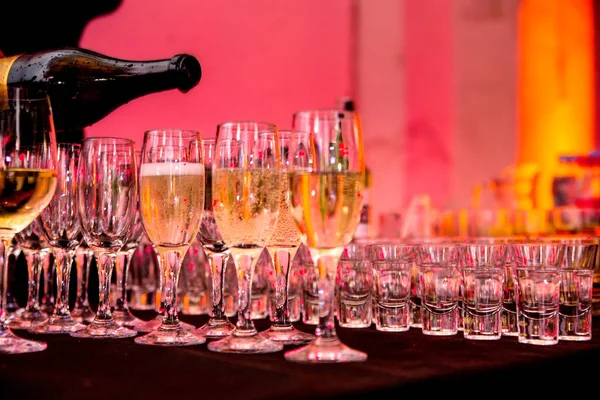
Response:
289,171,363,249
269,172,302,250
0,168,57,237
213,168,281,248
140,163,205,248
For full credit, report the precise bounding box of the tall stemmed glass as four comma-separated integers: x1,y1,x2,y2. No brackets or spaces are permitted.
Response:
207,121,284,354
191,138,235,338
112,199,147,330
284,110,367,363
71,137,138,339
32,143,86,334
134,129,206,346
11,217,50,329
0,88,57,353
72,241,95,324
261,130,314,345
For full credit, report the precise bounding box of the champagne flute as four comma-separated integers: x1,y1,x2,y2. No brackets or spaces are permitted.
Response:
0,88,57,354
32,143,86,334
71,137,138,339
284,110,367,363
134,129,206,346
11,217,50,329
261,130,314,345
191,138,235,338
207,121,284,354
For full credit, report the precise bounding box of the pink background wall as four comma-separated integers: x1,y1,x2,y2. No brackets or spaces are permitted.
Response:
81,0,353,148
81,0,519,231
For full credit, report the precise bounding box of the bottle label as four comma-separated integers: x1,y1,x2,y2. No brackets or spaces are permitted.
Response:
0,55,19,111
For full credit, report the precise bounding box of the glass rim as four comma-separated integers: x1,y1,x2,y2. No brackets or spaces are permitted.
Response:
216,121,277,132
293,109,354,120
82,137,136,146
143,129,201,138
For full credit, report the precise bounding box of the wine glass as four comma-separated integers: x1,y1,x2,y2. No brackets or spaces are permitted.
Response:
71,137,138,339
10,217,50,329
71,240,96,324
261,130,314,345
31,143,86,334
112,198,147,330
284,110,367,363
207,121,284,354
0,88,57,354
134,129,206,346
191,138,235,338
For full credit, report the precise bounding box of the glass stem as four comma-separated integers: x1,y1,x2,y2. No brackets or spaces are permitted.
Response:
208,251,228,319
272,249,292,328
53,250,74,318
25,250,43,313
81,251,92,307
95,253,115,322
0,238,12,331
42,253,53,305
314,254,338,339
158,249,184,328
74,250,85,308
233,249,262,335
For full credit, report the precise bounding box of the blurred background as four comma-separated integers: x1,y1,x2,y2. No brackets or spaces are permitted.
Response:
80,0,600,239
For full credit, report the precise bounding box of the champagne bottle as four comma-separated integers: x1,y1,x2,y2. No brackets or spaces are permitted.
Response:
0,47,202,131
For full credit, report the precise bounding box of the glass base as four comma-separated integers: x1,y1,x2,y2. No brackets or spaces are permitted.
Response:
112,309,148,331
501,330,519,337
284,337,367,363
71,305,96,325
135,325,206,346
9,311,48,330
208,330,284,354
559,334,591,342
261,325,314,345
0,333,47,354
191,317,235,339
136,314,195,333
29,315,86,335
70,319,137,339
40,302,55,315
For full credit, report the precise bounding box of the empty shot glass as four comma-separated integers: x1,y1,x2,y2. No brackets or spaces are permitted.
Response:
416,243,461,336
559,241,597,341
367,243,413,332
336,259,373,328
457,243,507,340
512,242,565,345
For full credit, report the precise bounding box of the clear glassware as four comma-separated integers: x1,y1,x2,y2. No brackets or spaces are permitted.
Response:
10,217,50,329
283,110,368,363
71,241,96,324
179,239,210,316
71,137,139,339
191,137,236,338
0,88,57,353
39,252,55,315
134,129,206,346
112,205,148,331
261,130,314,345
31,143,86,335
5,241,23,317
207,121,284,354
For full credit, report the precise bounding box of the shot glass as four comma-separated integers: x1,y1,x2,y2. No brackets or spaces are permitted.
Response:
559,242,597,341
416,243,461,336
336,259,373,328
512,242,565,345
457,243,507,340
367,243,413,332
301,260,319,325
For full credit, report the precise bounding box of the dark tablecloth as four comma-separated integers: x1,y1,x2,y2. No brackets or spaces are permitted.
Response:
1,312,599,399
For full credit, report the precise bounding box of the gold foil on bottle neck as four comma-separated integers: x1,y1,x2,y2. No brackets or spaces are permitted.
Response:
0,55,19,111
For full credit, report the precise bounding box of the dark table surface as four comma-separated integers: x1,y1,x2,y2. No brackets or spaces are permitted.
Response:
1,312,599,400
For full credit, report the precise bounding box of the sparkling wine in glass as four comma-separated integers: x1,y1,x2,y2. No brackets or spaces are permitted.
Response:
207,121,284,354
261,130,314,345
0,88,57,354
32,143,86,335
191,138,235,338
134,129,206,346
71,137,139,339
284,110,368,363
